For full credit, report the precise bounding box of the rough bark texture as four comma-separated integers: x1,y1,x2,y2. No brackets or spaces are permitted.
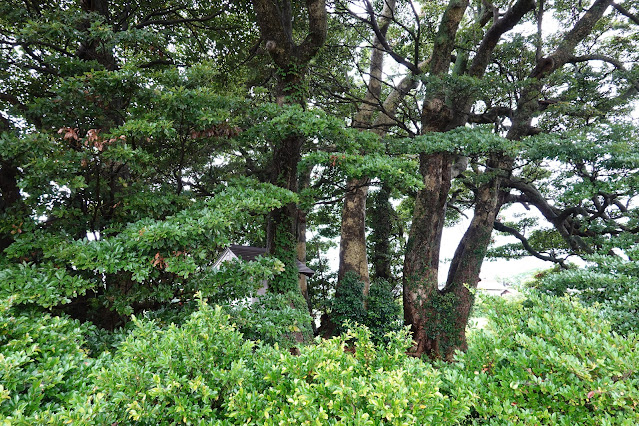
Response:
412,0,536,359
78,0,118,71
442,155,510,353
403,152,453,357
402,0,470,359
337,0,395,294
297,168,312,304
426,0,613,359
338,177,371,292
252,0,327,293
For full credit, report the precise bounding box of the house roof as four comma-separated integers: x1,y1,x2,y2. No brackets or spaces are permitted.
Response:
227,245,315,277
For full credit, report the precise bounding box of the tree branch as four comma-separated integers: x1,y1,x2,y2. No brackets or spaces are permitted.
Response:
295,0,327,64
468,106,513,124
505,177,594,253
469,0,535,78
360,0,419,73
612,1,639,25
493,221,567,267
135,10,224,29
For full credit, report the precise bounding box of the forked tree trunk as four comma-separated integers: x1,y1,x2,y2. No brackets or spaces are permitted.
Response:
402,152,453,357
401,0,470,358
404,0,612,359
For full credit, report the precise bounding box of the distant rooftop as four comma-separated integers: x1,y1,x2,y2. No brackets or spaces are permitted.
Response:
226,245,315,277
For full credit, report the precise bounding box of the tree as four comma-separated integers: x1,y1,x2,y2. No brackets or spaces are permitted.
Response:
336,0,639,358
251,0,328,295
0,0,313,328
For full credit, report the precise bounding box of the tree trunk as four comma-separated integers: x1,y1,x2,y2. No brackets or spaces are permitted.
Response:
338,177,371,293
78,0,117,71
402,152,453,357
400,0,470,358
252,0,327,293
370,183,393,281
297,167,312,304
336,0,395,293
266,130,304,293
410,0,612,359
441,154,511,356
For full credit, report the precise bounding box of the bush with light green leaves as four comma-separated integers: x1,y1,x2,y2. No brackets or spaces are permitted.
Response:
445,291,639,425
54,297,470,425
224,324,472,425
532,244,639,335
0,298,98,425
60,300,253,425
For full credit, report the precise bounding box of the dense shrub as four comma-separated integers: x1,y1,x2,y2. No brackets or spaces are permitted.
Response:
54,298,252,424
330,272,366,335
227,290,314,347
225,324,472,424
365,278,403,340
4,290,638,424
446,292,639,425
532,247,639,335
0,299,97,424
53,297,470,425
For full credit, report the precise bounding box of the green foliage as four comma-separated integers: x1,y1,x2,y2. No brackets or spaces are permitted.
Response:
3,291,638,424
330,272,403,342
228,290,313,347
0,299,97,423
532,245,639,335
2,181,296,319
330,272,366,335
365,279,403,340
225,324,472,425
447,292,639,425
387,126,520,157
42,300,470,424
74,299,254,425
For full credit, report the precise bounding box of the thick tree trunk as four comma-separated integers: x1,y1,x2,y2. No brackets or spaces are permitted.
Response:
413,0,612,359
266,130,304,293
297,168,312,304
78,0,117,72
252,0,327,293
400,0,470,358
441,154,511,355
337,0,395,293
338,177,371,293
402,152,453,357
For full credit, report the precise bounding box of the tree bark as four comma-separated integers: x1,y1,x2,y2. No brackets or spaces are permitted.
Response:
337,0,395,294
401,0,470,358
442,154,510,354
252,0,327,293
423,0,613,359
78,0,118,71
403,152,453,357
338,176,371,291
